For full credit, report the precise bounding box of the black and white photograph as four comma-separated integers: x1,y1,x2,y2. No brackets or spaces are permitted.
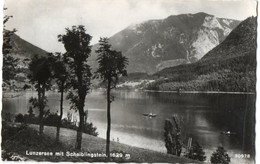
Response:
1,0,257,163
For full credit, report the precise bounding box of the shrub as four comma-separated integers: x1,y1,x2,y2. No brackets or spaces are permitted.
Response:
15,114,24,123
83,122,98,136
210,146,231,164
61,118,98,137
44,113,59,126
185,141,206,161
13,112,98,137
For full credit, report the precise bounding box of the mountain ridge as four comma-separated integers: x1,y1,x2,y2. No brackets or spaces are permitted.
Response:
3,32,49,90
89,12,240,73
10,33,48,59
201,16,256,62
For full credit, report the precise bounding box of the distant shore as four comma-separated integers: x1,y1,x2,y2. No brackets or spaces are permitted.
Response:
2,92,24,98
143,89,256,95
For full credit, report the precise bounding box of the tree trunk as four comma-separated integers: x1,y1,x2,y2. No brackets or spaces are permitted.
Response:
106,80,111,158
39,116,44,135
56,83,64,142
75,92,85,150
75,67,85,150
38,82,44,135
40,83,46,135
56,125,60,142
76,113,84,150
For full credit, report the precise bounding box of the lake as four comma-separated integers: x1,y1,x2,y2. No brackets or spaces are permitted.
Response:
2,90,255,163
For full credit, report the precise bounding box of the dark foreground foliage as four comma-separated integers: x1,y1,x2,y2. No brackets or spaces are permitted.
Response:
15,112,98,137
210,146,231,164
185,142,206,161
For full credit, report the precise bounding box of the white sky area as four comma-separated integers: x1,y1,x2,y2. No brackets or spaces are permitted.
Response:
3,0,257,53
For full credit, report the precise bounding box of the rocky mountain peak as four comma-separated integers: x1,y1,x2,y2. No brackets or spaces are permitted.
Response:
90,12,240,74
201,16,257,62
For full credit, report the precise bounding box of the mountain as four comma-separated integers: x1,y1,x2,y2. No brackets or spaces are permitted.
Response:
8,33,49,68
201,16,256,62
146,16,256,92
3,33,49,90
10,33,48,58
90,12,240,74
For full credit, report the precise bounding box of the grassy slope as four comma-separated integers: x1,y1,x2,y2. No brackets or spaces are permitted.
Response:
2,123,199,163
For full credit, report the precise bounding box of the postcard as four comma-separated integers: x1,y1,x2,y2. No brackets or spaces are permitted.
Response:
2,0,257,163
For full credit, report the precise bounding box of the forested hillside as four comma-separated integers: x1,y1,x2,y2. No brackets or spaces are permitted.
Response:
146,17,256,92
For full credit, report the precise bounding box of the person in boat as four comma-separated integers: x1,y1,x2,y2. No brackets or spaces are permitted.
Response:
221,131,236,135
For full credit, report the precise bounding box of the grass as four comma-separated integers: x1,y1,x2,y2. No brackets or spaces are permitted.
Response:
2,122,200,163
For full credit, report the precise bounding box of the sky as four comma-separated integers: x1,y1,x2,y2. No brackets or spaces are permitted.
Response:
3,0,257,53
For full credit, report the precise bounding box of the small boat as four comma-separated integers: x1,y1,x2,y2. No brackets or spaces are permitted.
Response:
143,113,157,118
221,131,236,136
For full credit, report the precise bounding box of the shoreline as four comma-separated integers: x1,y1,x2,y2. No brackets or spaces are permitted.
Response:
143,89,256,95
2,89,256,98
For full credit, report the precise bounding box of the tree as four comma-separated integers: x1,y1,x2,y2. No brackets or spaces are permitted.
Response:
27,106,35,123
210,146,231,164
186,141,206,161
172,116,182,156
164,115,182,156
95,37,128,158
58,25,92,150
164,119,175,154
3,8,19,85
28,55,53,135
50,53,69,142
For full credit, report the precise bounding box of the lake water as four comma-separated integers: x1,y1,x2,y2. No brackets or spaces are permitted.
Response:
2,90,255,163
